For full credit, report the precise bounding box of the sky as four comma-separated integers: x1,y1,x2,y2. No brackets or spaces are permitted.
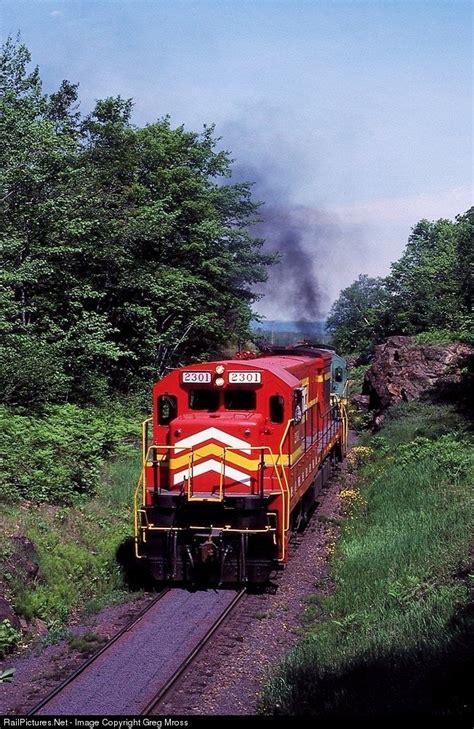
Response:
1,0,472,319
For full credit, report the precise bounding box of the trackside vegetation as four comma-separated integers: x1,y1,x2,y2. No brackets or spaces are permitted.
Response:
0,400,141,503
261,402,473,717
0,449,141,629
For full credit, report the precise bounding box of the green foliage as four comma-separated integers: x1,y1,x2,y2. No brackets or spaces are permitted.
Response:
0,620,22,658
0,37,274,407
387,218,463,334
327,212,473,353
415,329,461,345
68,631,107,654
326,275,390,354
0,401,140,503
262,404,474,717
2,453,138,625
347,363,372,431
379,402,471,444
397,435,472,477
348,364,370,393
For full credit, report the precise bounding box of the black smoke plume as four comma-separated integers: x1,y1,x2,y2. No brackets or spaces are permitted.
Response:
232,163,340,328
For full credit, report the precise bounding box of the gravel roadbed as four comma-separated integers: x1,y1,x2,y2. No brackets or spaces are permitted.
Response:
0,594,156,715
157,463,348,715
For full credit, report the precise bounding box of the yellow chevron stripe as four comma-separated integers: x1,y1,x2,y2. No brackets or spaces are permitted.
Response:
168,443,306,471
170,445,260,471
169,446,300,471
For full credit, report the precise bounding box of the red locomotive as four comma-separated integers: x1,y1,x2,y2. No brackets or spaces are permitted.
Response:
134,344,348,584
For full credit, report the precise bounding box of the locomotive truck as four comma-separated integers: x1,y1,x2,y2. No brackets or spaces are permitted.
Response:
133,343,348,584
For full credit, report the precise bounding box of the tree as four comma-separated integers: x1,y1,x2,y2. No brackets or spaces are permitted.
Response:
326,275,391,354
455,207,474,318
0,38,273,405
327,211,472,354
386,218,463,334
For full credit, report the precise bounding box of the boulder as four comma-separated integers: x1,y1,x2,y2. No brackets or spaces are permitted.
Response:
351,394,370,412
363,336,473,412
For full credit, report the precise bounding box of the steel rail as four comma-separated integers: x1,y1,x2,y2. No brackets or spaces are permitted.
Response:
141,587,246,715
28,588,170,716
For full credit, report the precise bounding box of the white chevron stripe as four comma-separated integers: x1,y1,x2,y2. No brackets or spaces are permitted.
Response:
174,427,251,454
173,459,252,486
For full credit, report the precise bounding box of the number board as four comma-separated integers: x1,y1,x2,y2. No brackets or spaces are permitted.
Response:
181,371,212,383
228,371,262,384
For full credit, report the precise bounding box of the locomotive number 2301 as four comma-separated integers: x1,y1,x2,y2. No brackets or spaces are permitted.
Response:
228,371,262,383
182,371,212,383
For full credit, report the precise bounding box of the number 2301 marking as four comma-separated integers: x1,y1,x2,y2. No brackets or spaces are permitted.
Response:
182,372,212,383
228,371,261,383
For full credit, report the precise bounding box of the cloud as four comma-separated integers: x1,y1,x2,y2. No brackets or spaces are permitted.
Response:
331,186,472,226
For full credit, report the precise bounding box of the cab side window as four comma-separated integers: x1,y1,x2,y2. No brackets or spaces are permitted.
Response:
293,390,303,423
158,394,177,425
269,395,284,423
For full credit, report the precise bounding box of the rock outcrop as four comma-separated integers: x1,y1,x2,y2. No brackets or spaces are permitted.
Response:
363,336,473,412
0,595,21,631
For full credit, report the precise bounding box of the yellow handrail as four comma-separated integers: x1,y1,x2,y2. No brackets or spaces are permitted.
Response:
278,419,294,530
218,444,290,561
134,439,291,561
142,417,152,466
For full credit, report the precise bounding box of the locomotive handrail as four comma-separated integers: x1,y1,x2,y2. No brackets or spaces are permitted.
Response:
219,445,290,561
278,418,294,527
135,439,291,562
332,396,349,455
142,417,153,466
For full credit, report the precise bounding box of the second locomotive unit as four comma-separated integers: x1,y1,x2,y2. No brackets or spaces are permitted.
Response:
134,343,348,584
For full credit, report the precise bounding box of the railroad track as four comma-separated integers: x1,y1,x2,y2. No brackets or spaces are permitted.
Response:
142,588,246,715
29,587,245,716
28,589,170,716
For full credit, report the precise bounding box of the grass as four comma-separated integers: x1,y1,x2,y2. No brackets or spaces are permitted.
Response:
68,631,108,655
261,402,474,717
0,450,142,628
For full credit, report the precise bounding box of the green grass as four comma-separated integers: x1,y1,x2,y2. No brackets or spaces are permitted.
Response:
0,451,142,627
261,403,474,717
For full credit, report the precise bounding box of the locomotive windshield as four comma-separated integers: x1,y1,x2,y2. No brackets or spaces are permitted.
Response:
189,389,219,411
188,389,256,411
224,390,256,410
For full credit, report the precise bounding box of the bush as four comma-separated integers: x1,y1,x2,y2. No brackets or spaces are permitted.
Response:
0,402,141,504
0,620,21,658
414,320,474,347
